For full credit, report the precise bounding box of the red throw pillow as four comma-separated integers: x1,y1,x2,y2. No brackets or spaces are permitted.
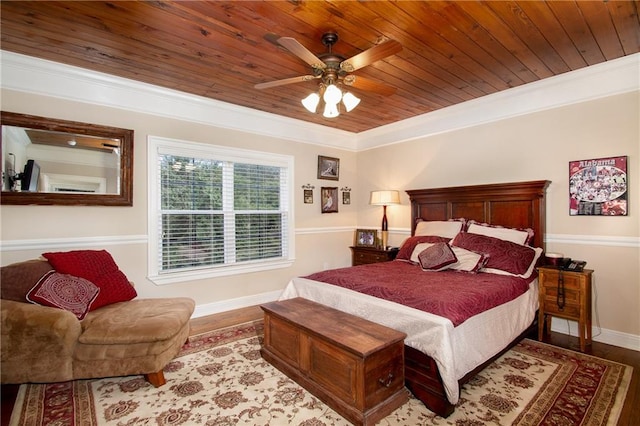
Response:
396,235,450,262
26,271,100,320
417,242,458,271
451,232,536,275
42,250,137,310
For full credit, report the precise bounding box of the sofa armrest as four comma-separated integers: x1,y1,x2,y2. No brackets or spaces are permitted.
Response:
1,299,81,362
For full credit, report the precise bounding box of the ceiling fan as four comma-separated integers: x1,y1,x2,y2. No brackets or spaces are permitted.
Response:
255,32,402,116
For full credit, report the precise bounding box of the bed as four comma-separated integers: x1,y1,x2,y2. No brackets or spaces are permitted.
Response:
280,180,550,417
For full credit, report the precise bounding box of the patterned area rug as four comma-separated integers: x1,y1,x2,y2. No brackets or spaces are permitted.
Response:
9,321,632,426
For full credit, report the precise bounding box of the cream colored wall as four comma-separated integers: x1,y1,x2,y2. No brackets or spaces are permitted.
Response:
2,85,638,346
357,91,640,339
0,90,356,305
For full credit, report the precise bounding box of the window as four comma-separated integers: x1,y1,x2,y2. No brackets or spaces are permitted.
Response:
148,136,294,284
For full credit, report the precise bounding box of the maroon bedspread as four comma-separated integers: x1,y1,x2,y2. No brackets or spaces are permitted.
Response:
304,261,535,327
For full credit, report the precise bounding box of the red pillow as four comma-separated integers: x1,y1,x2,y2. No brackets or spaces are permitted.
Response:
396,235,450,262
42,250,137,310
451,232,536,275
417,243,458,271
27,271,100,320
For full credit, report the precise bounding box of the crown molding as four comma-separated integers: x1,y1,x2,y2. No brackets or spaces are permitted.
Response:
356,53,640,150
2,50,638,152
0,50,357,151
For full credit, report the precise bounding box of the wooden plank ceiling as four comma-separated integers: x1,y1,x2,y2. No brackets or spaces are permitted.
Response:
1,1,638,133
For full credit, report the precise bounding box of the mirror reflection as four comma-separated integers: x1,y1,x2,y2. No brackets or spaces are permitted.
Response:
3,126,121,194
1,112,133,206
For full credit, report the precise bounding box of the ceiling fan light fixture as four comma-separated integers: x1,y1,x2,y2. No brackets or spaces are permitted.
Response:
301,92,320,113
323,102,340,118
323,83,342,105
342,92,361,112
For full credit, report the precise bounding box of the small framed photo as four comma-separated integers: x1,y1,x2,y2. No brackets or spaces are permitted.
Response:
355,229,377,247
303,189,313,204
342,191,351,205
318,155,339,181
321,187,339,213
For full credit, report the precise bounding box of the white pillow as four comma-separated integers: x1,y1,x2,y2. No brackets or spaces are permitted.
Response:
415,220,464,239
448,246,489,272
410,243,435,263
467,223,530,245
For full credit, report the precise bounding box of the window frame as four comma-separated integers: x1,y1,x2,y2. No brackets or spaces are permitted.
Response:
147,136,295,285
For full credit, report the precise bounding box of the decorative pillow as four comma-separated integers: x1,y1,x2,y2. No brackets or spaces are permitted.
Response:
396,235,450,262
482,246,543,279
410,242,434,263
417,243,458,271
42,250,137,310
26,271,100,320
466,220,534,245
415,219,465,238
0,259,54,302
451,232,539,277
448,246,490,273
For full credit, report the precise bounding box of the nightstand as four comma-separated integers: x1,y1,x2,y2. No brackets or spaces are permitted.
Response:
537,266,593,352
350,246,399,266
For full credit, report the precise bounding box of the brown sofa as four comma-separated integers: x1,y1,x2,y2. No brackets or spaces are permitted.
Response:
1,259,195,386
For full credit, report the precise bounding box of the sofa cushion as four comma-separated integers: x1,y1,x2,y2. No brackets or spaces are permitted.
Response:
42,250,137,310
26,271,100,320
1,259,53,302
79,298,195,345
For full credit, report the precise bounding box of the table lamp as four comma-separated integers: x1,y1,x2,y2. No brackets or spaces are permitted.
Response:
369,190,400,249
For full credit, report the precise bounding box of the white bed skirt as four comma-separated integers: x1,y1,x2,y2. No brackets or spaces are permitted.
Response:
280,277,539,404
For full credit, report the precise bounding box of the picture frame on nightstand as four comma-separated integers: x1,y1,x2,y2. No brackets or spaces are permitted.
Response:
355,229,377,247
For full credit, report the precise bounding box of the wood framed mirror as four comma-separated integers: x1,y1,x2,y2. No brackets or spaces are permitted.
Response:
1,111,133,206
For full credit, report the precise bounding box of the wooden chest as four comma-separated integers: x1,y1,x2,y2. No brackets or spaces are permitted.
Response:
261,297,408,426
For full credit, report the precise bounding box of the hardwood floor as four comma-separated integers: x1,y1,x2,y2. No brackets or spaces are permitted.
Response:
3,305,638,425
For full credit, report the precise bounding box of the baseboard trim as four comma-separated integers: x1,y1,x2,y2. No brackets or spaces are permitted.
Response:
192,290,281,319
551,318,640,352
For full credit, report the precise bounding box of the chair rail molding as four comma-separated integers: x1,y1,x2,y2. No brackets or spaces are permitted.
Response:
0,235,148,252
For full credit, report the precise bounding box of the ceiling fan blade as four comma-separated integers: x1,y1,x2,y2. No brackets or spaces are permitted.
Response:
254,75,319,90
343,75,397,96
276,37,326,71
340,39,402,72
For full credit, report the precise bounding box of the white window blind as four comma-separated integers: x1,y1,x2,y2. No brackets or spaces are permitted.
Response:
148,137,294,284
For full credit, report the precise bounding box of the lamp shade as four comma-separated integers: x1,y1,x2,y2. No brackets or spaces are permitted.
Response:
370,190,400,205
323,102,340,118
323,83,342,105
342,92,361,112
301,93,320,113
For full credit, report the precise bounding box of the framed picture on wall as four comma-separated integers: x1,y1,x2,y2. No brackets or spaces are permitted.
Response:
321,187,338,213
342,191,351,204
317,155,339,180
569,155,627,216
303,189,313,204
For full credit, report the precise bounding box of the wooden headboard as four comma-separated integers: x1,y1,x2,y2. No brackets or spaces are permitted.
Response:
406,180,551,249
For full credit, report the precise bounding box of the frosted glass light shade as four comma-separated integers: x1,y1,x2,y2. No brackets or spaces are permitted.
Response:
342,92,361,112
369,190,400,205
323,102,340,118
301,93,320,113
323,84,342,105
